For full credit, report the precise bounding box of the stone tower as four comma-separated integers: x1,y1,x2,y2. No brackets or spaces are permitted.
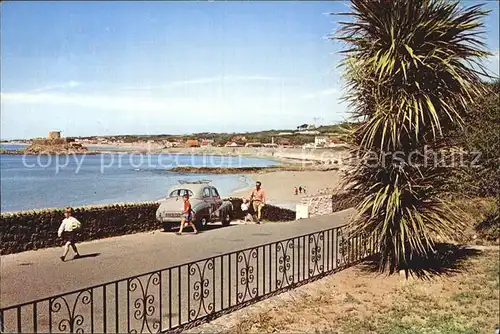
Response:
48,131,61,139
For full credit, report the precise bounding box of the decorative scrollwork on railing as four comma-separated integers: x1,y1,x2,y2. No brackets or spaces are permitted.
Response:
49,289,92,333
337,229,347,267
128,272,161,334
188,259,215,320
308,232,324,277
236,248,258,303
276,239,294,289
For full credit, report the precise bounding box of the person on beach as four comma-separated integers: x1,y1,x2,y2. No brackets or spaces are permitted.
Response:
57,207,81,262
241,199,254,223
249,181,266,223
302,186,306,194
294,187,298,195
299,186,302,194
177,194,198,235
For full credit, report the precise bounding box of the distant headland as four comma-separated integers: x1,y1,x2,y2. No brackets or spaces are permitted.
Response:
1,131,94,155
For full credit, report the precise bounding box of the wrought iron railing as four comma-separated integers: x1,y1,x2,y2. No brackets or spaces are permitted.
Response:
0,225,378,333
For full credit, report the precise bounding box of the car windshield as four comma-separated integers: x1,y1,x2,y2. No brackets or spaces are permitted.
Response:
169,189,194,198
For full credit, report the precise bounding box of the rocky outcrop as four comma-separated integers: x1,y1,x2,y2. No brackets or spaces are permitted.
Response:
171,166,285,174
170,165,339,174
24,141,89,154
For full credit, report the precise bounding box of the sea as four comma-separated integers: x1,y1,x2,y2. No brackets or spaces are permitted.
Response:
0,144,278,212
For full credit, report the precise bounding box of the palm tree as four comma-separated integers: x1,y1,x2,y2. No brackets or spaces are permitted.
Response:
335,0,491,273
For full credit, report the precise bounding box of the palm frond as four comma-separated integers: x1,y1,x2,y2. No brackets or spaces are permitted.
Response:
335,0,490,273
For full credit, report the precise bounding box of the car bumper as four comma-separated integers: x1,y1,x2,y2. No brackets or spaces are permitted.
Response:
156,213,184,223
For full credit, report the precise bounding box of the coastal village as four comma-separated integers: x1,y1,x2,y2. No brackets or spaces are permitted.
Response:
2,123,349,150
1,1,498,333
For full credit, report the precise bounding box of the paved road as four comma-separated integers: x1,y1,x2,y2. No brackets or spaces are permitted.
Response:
1,209,356,333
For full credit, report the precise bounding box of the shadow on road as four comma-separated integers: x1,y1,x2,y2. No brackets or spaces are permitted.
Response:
162,222,235,233
360,243,482,279
72,252,101,260
203,224,235,231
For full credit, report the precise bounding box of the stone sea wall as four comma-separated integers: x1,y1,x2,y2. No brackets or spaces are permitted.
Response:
0,199,295,255
0,203,159,255
300,191,357,217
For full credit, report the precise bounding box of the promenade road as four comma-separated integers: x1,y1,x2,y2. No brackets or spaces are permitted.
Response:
1,209,359,333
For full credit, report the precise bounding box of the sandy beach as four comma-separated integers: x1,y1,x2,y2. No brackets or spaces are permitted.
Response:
87,143,345,208
231,170,341,208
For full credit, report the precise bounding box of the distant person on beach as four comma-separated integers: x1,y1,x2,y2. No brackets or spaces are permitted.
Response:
294,187,298,195
241,199,254,223
177,194,198,235
299,186,302,194
302,186,306,194
57,207,81,262
249,181,266,223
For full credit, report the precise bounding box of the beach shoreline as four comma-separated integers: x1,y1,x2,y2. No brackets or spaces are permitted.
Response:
229,169,342,208
3,142,350,167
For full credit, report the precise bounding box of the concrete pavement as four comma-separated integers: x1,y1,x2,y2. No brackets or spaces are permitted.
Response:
1,209,353,307
1,210,355,333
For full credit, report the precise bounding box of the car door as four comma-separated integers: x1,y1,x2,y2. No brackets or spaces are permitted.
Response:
210,187,223,215
202,187,215,218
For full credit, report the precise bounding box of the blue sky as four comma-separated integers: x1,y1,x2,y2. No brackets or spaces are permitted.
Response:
1,1,499,139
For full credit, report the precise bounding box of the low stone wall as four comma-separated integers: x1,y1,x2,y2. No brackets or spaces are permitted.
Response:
300,192,357,217
226,197,296,222
0,199,295,255
0,203,159,255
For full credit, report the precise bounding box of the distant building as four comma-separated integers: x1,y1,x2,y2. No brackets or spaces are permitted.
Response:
185,139,199,147
225,141,240,147
200,139,213,147
164,140,181,148
278,132,293,136
245,142,263,148
302,143,315,149
263,143,278,148
315,136,328,147
48,131,61,139
298,130,320,135
278,138,291,146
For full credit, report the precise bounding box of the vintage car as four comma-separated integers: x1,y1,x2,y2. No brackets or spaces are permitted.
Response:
156,181,233,231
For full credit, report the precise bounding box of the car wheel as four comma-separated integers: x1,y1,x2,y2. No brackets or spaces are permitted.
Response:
195,216,208,231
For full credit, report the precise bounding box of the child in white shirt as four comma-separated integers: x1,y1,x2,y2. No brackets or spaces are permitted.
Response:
57,207,82,262
241,199,254,223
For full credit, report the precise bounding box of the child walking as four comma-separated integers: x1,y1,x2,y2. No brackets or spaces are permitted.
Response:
57,207,82,262
241,199,254,223
177,194,198,235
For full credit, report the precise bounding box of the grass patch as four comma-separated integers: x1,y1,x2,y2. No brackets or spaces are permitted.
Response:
455,197,499,245
343,292,361,304
223,249,499,334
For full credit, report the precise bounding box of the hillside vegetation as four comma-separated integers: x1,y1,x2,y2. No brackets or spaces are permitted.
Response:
73,122,356,146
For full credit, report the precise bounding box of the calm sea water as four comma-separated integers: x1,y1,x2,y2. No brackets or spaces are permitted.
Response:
0,144,278,212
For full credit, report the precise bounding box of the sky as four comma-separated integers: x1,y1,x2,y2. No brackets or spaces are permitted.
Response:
1,1,499,140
